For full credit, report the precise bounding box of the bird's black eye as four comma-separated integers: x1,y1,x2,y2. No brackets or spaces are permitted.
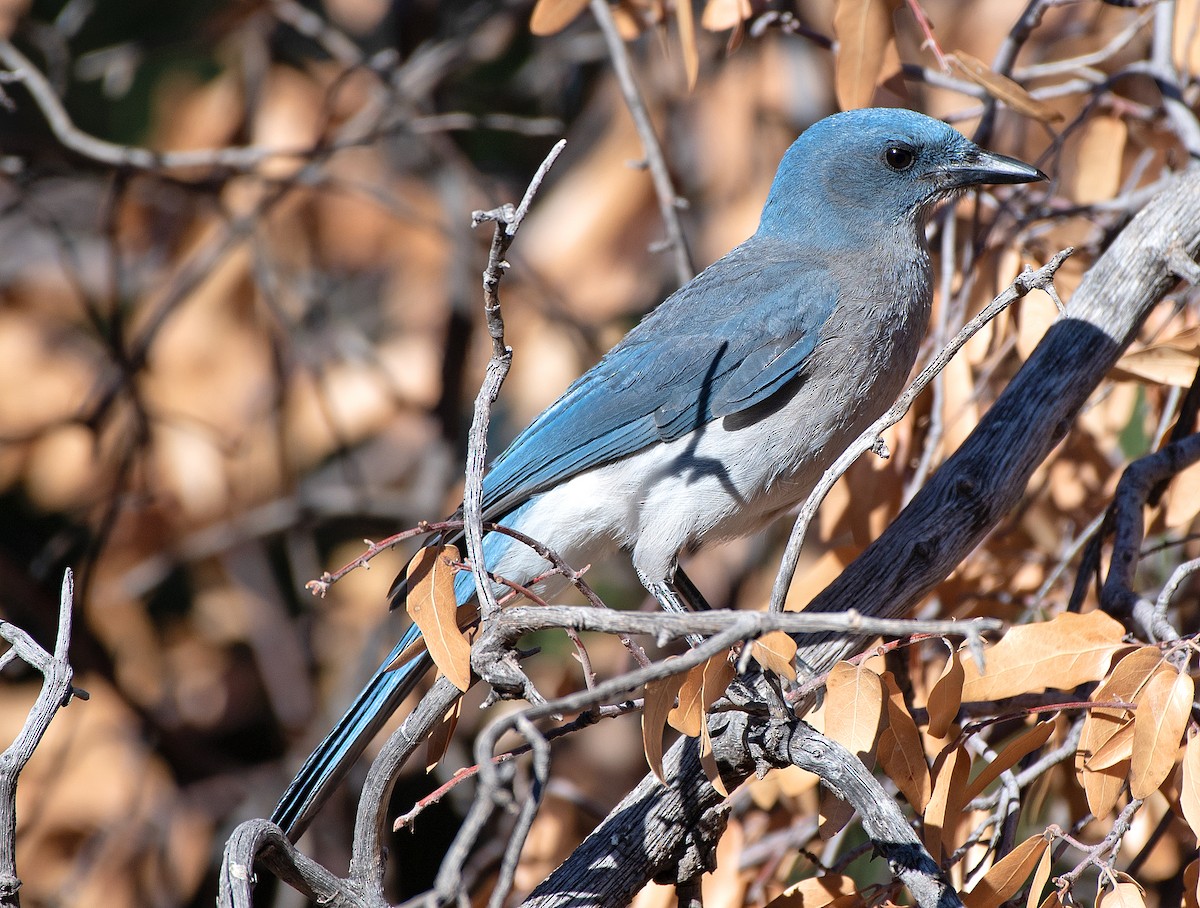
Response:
884,145,915,171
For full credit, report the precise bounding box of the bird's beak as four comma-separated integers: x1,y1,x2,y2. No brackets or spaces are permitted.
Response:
938,149,1047,188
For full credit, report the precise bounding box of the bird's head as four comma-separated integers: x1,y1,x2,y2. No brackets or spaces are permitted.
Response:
757,108,1045,240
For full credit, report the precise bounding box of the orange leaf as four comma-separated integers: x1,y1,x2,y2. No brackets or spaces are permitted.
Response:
404,544,472,691
1114,344,1200,388
963,721,1055,803
962,611,1128,702
1183,730,1200,839
1026,844,1053,908
643,661,688,784
698,719,728,796
675,0,699,90
1072,115,1127,204
667,652,734,737
924,744,970,861
878,671,931,811
751,631,798,681
669,662,706,736
1130,665,1193,799
767,874,863,908
825,662,884,767
832,0,898,111
962,834,1049,908
386,598,480,672
1184,859,1199,908
1081,758,1129,820
1087,719,1135,771
701,0,751,31
530,0,589,35
949,51,1063,124
1077,646,1161,812
426,697,464,772
926,647,964,739
1097,881,1147,908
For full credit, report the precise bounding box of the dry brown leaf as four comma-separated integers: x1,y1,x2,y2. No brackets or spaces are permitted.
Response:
529,0,589,35
643,662,688,784
926,647,964,739
667,652,734,738
1113,344,1200,387
1082,756,1129,820
1165,460,1200,528
1182,730,1200,839
698,720,728,796
675,0,699,90
1076,647,1160,816
751,631,798,681
1184,859,1200,908
1174,0,1200,75
1096,881,1147,908
1086,719,1135,771
1130,664,1193,799
386,598,480,671
962,834,1049,908
825,662,884,767
1026,844,1053,908
668,662,706,737
1072,116,1127,204
1038,895,1064,908
962,721,1055,803
766,874,863,908
949,51,1063,124
878,671,931,811
962,611,1128,702
701,0,751,31
1079,645,1162,760
832,0,898,111
404,544,471,691
924,744,970,861
425,697,463,772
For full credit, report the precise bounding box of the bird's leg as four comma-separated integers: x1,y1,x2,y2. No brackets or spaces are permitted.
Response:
638,566,708,648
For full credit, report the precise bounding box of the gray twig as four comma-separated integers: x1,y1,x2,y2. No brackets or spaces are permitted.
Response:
769,248,1075,615
0,571,80,908
588,0,693,284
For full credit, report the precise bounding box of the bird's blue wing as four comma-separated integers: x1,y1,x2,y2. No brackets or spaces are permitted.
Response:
480,240,839,518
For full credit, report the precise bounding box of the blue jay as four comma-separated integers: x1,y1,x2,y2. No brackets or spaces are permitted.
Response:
272,108,1043,836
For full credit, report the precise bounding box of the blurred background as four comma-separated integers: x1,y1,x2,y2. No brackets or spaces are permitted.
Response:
0,0,1198,905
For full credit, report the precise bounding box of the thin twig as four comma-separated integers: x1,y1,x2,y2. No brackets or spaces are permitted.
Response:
0,571,79,908
589,0,693,284
769,248,1075,614
463,140,566,626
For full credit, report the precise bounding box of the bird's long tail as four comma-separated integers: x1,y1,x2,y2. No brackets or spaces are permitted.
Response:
271,528,508,839
270,621,432,837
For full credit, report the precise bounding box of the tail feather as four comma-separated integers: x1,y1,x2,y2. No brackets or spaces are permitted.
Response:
275,517,525,838
271,622,430,838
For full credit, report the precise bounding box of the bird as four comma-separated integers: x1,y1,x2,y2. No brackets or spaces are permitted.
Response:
271,107,1044,837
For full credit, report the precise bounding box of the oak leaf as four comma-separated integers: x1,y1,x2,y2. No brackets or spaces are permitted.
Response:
832,0,898,111
1182,731,1200,839
926,646,964,738
529,0,589,35
962,720,1055,803
767,873,863,908
877,671,930,810
825,662,884,768
642,661,688,784
751,631,798,681
962,834,1048,908
962,611,1127,702
1130,664,1193,799
404,544,472,691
